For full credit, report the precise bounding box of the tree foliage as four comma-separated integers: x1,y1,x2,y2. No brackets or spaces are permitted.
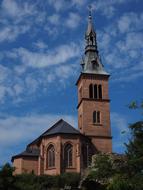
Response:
0,163,17,190
82,109,143,190
0,166,80,190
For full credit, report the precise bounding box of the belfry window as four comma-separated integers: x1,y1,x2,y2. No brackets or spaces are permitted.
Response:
89,84,93,98
64,143,73,167
47,144,55,168
98,85,102,99
93,111,101,124
89,84,102,99
94,84,97,99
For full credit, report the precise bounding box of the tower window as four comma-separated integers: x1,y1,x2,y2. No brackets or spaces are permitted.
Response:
98,85,102,99
97,111,100,123
94,84,98,99
47,144,55,168
64,143,73,167
93,111,101,124
89,84,93,98
79,87,82,100
89,84,103,99
93,111,97,123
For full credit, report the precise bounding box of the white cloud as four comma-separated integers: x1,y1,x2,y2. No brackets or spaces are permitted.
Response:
2,0,20,17
9,43,80,68
13,84,24,96
0,113,77,164
1,0,37,20
92,0,132,18
25,76,38,94
0,114,76,147
66,12,81,29
48,0,87,12
111,112,129,152
118,12,143,33
118,32,143,51
97,11,143,83
72,0,87,6
0,42,80,103
0,0,47,43
34,40,48,50
0,25,30,42
48,14,60,25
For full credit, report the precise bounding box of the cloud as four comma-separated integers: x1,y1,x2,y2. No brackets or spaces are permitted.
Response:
111,112,129,152
48,14,60,25
0,41,80,103
2,0,21,18
66,12,81,29
92,0,133,18
0,0,47,43
118,12,143,33
97,11,143,82
8,43,80,69
1,0,37,20
48,0,87,12
33,40,48,50
0,113,77,164
0,25,30,43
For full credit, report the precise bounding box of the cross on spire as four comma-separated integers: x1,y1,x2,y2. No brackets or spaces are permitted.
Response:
88,5,92,18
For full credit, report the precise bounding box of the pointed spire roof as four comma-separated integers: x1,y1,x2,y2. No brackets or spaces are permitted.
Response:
81,8,109,75
85,9,96,37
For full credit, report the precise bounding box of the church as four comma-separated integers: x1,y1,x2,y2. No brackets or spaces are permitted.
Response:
11,12,112,175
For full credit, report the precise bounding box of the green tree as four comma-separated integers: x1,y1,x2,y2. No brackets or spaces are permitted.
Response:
0,163,17,190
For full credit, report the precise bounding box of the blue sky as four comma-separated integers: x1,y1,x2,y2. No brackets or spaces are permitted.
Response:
0,0,143,165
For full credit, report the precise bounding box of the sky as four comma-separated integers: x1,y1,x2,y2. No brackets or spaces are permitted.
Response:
0,0,143,165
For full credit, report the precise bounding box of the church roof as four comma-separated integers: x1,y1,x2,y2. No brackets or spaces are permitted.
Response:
27,119,81,147
42,119,80,136
11,119,81,162
11,148,40,162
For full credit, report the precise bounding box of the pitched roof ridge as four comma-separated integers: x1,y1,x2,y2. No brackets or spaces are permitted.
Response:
42,119,63,135
63,120,79,132
27,119,63,146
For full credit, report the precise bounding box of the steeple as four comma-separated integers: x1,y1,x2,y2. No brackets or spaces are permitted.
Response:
81,8,109,75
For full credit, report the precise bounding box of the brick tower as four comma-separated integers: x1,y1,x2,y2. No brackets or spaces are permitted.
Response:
77,11,112,153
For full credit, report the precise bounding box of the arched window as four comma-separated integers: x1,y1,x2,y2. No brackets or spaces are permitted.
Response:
98,85,102,99
89,84,93,98
97,111,100,123
47,144,55,168
94,84,98,99
64,143,73,167
93,111,101,124
93,111,97,123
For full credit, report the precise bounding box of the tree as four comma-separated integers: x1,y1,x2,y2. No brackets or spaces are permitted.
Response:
0,163,17,190
125,121,143,176
81,153,127,190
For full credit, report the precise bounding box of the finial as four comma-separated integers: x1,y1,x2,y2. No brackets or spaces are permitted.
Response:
88,5,92,18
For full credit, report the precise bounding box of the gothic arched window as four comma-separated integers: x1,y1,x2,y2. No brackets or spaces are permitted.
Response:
47,144,55,168
93,111,101,124
93,111,97,123
98,85,102,99
97,111,100,123
89,84,93,98
89,84,103,100
94,84,98,99
64,143,73,167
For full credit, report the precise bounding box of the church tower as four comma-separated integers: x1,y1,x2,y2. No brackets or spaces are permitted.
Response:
77,11,112,153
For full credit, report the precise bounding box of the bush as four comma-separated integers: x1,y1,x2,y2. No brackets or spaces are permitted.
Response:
58,172,80,188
